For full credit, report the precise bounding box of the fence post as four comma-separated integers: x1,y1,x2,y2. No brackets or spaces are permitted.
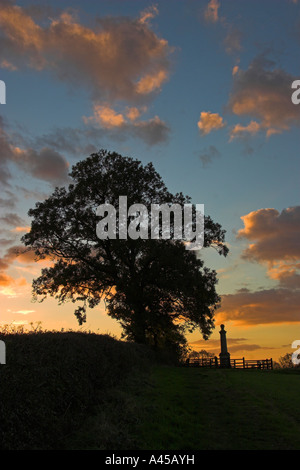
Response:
242,357,245,369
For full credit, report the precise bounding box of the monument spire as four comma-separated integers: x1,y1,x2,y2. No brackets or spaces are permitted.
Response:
219,324,231,368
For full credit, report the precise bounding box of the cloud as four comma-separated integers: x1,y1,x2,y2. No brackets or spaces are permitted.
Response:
0,59,17,71
0,118,70,185
198,145,221,167
0,190,18,209
0,4,172,147
0,272,26,287
12,147,70,184
87,104,126,129
229,120,261,140
190,335,274,354
34,126,99,156
217,287,300,326
224,27,242,55
139,5,159,25
0,213,24,228
228,55,300,138
11,226,30,233
0,118,14,185
0,243,54,274
13,310,35,315
204,0,220,23
210,206,300,328
223,206,300,326
136,69,168,95
132,116,170,145
0,245,29,296
15,186,49,201
197,111,225,135
0,2,172,104
84,104,170,145
237,206,300,264
268,263,300,289
203,1,242,59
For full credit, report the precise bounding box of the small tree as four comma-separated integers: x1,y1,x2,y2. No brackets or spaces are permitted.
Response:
275,352,300,369
22,150,228,355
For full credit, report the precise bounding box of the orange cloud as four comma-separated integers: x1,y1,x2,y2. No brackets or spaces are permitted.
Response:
86,105,126,129
232,65,239,76
217,288,300,326
0,244,54,271
1,59,17,71
229,120,261,140
228,55,300,137
190,336,274,355
237,206,300,264
235,206,300,321
139,5,159,25
126,107,142,122
266,263,300,289
0,2,172,104
204,0,220,23
11,226,31,233
0,272,28,297
136,69,168,95
84,105,170,145
197,111,225,135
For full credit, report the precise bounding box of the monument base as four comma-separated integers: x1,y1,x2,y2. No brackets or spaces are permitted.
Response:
219,352,231,368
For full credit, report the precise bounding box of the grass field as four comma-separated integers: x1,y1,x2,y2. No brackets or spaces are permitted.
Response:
1,331,299,450
130,366,300,450
72,365,300,450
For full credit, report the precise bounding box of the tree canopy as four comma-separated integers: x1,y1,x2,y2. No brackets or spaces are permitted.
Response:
22,150,228,356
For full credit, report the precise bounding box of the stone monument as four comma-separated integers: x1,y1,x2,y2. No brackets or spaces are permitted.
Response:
219,324,231,368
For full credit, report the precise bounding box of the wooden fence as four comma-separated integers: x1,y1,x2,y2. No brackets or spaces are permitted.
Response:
185,357,273,370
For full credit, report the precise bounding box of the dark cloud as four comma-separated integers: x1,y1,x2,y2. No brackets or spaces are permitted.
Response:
217,287,300,325
0,213,24,227
12,147,70,185
224,27,242,54
0,117,70,185
34,127,98,156
198,145,220,168
15,186,49,201
131,116,170,146
0,190,18,208
228,55,300,138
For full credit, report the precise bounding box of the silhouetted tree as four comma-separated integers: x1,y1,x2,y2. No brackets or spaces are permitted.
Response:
22,150,228,354
275,352,300,369
189,349,215,359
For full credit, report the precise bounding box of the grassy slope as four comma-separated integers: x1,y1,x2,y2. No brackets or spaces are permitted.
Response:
132,366,300,450
0,331,155,450
1,332,299,450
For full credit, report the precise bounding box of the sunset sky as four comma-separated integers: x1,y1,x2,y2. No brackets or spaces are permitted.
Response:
0,0,299,361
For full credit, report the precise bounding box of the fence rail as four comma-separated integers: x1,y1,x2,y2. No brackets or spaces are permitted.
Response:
185,357,273,370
